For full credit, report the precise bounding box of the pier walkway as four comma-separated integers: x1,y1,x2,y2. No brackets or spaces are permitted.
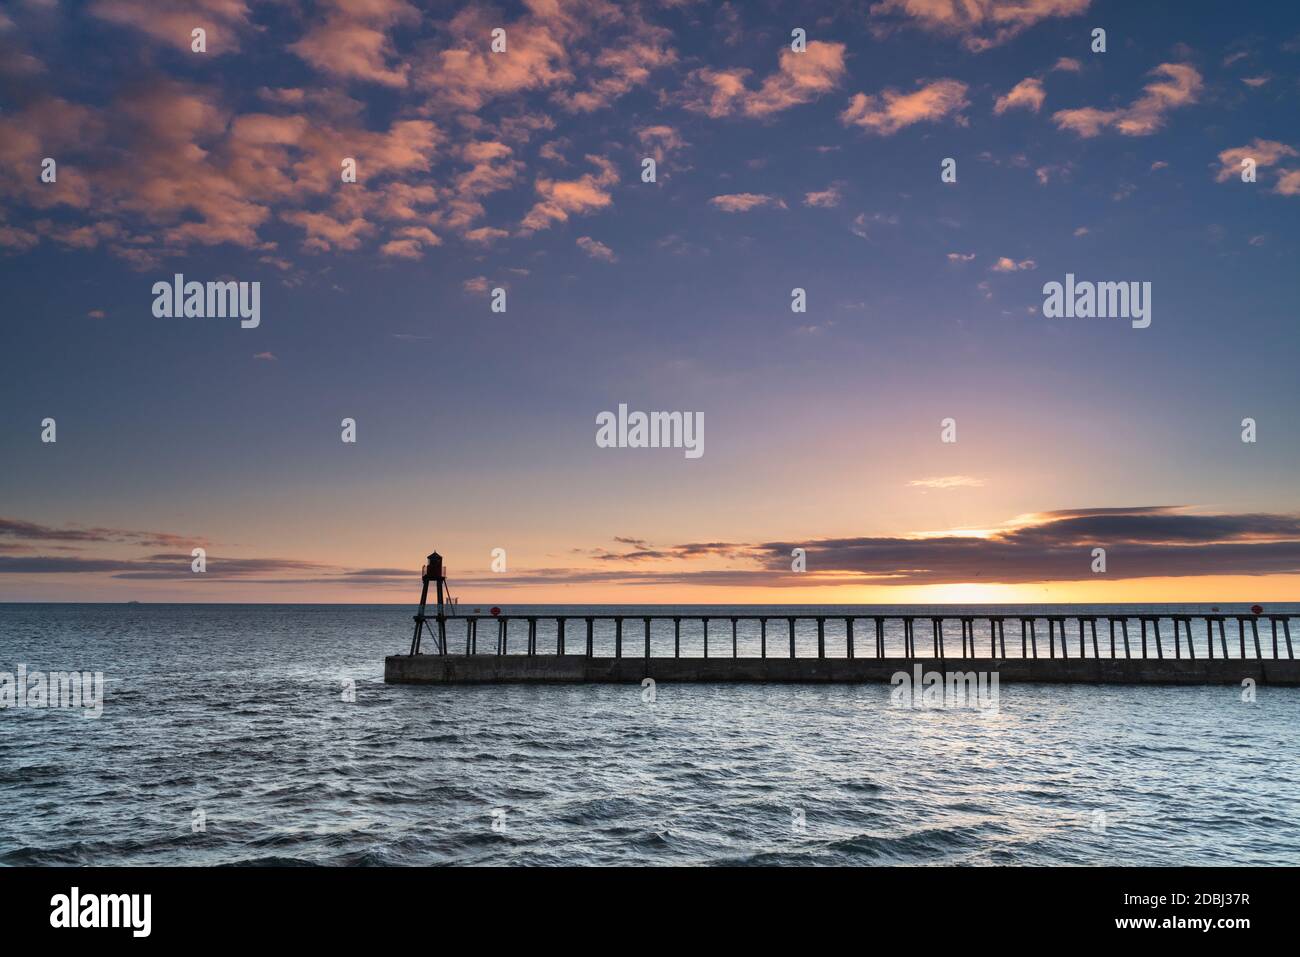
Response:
387,610,1300,685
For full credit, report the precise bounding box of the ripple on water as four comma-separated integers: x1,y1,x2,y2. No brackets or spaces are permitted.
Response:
3,605,1300,866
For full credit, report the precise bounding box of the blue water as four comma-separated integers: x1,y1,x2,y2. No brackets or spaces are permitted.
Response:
1,604,1298,866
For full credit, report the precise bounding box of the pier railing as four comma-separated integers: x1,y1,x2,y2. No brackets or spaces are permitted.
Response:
409,613,1297,661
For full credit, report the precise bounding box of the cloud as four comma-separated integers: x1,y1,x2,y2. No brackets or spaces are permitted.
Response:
462,275,489,294
0,95,101,211
0,554,340,581
745,42,847,116
0,77,454,265
870,0,1091,52
1275,170,1300,197
1053,63,1202,137
1052,56,1082,72
851,211,898,239
455,140,522,198
803,184,843,208
709,193,786,213
908,475,985,489
89,0,254,54
742,506,1300,585
0,224,39,251
994,77,1045,114
379,225,442,259
636,125,687,164
557,32,678,112
991,257,1036,271
538,138,569,164
681,67,749,119
1214,139,1299,191
436,506,1300,590
414,2,674,115
13,507,1298,590
281,210,373,253
584,538,754,564
411,7,572,111
0,517,202,548
946,252,976,262
681,41,846,118
289,0,417,87
253,352,277,361
463,226,510,244
1035,162,1073,185
841,79,969,135
0,7,803,270
576,235,616,262
519,154,618,233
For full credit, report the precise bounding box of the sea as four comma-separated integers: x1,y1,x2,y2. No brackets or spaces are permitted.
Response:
1,603,1298,866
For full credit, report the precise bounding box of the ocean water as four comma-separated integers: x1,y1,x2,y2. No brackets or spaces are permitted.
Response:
1,603,1298,866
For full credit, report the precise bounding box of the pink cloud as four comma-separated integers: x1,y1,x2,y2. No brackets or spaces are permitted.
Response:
1273,169,1300,197
455,141,522,198
994,77,1045,115
871,0,1091,52
709,193,786,213
380,226,441,259
464,226,510,244
0,225,39,252
89,0,254,54
745,42,847,117
519,154,618,233
680,67,751,119
991,257,1036,272
413,2,676,116
289,0,417,87
636,125,688,164
576,236,617,262
803,185,843,208
682,42,846,118
0,96,100,210
557,35,678,112
1053,63,1202,137
0,70,455,265
281,211,373,253
841,79,969,135
1214,139,1298,182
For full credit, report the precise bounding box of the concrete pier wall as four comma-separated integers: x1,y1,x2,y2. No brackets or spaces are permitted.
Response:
384,654,1300,686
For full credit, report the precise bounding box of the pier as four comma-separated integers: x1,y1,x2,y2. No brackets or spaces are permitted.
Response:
386,552,1300,685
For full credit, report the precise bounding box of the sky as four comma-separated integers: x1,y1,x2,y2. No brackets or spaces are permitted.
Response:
1,0,1299,604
